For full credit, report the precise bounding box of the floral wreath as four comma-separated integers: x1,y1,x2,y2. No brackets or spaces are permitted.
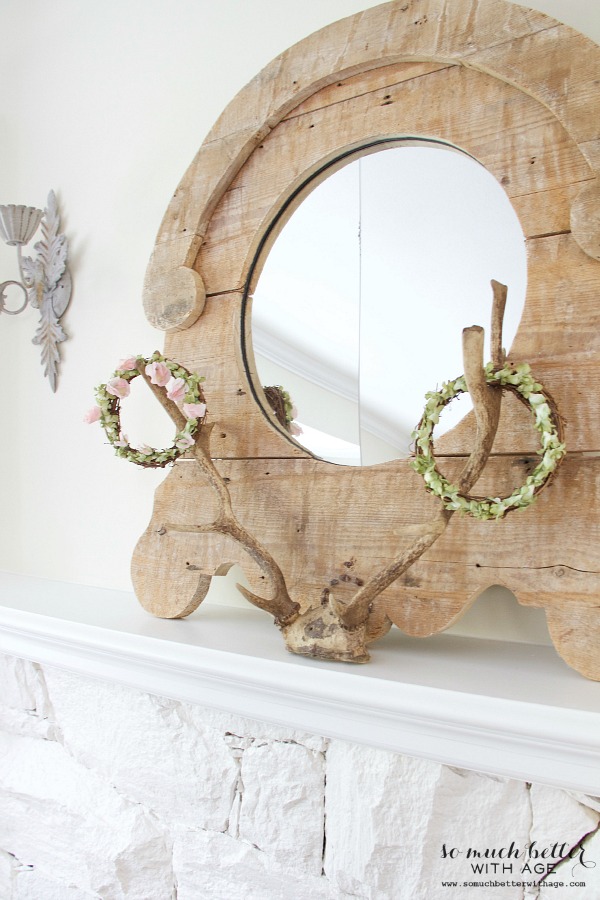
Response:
86,353,206,468
411,362,566,520
263,384,303,436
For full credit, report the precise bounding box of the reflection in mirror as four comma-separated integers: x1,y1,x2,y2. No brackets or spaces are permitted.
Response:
250,142,527,465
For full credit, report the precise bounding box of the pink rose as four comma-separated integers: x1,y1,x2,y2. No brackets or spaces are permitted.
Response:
175,433,195,451
290,422,303,436
166,376,186,405
118,356,138,371
114,433,129,447
182,402,207,420
84,406,101,424
136,444,153,455
106,377,130,399
145,361,171,386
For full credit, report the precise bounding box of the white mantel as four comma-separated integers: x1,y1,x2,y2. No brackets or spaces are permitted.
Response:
0,571,598,794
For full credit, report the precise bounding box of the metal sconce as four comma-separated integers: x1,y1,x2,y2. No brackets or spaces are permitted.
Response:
0,191,71,391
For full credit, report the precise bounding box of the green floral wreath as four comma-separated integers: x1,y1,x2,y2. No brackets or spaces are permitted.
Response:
411,362,566,520
90,352,206,468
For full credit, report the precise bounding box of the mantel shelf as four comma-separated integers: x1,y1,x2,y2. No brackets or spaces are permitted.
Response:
0,572,598,794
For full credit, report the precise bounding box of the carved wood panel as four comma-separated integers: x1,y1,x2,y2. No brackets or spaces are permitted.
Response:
133,0,600,678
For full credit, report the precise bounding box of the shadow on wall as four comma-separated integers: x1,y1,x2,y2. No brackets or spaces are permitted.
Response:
202,570,551,647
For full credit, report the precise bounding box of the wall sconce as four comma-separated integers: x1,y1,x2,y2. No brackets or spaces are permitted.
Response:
0,191,71,391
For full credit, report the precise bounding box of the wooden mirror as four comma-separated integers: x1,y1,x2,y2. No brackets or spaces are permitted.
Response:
131,0,600,678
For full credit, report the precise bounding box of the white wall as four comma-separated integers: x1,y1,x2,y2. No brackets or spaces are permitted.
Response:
0,0,599,594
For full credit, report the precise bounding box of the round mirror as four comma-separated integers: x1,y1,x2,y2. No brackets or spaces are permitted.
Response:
249,141,527,465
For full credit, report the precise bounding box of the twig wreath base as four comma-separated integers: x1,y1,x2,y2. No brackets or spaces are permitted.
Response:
263,384,302,436
411,362,566,520
93,353,206,468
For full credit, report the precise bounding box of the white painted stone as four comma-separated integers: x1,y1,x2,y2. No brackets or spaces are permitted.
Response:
0,732,174,900
173,828,341,899
238,740,325,876
180,702,328,752
14,866,98,899
538,830,600,899
419,768,532,900
0,655,54,742
0,654,49,714
227,781,243,838
530,783,598,856
533,787,600,899
325,745,532,900
0,849,17,898
324,741,442,898
42,665,238,830
555,826,600,898
0,705,56,740
569,792,600,814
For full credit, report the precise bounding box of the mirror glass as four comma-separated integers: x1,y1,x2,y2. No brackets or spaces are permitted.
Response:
250,142,527,465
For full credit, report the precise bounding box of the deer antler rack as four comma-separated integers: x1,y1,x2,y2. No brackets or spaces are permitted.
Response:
140,281,509,662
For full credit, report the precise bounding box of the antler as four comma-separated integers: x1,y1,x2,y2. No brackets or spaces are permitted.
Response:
139,279,507,663
137,365,300,627
333,282,505,631
490,279,507,369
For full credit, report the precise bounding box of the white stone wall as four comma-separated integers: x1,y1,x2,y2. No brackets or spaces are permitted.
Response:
1,653,599,900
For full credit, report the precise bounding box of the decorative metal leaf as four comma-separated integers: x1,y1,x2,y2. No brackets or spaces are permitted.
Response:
33,191,67,292
32,298,67,392
20,254,44,308
11,191,72,389
0,285,7,314
50,268,72,319
20,253,36,283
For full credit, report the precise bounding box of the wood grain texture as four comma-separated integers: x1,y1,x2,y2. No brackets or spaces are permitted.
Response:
142,266,205,333
132,452,598,615
437,233,600,454
197,63,592,296
135,0,600,678
545,604,600,681
142,0,600,324
571,178,600,262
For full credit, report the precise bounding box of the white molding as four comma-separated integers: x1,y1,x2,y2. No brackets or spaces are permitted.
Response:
0,572,599,793
253,327,413,448
253,324,358,404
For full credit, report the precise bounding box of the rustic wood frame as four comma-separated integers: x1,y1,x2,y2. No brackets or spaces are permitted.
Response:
132,0,600,678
